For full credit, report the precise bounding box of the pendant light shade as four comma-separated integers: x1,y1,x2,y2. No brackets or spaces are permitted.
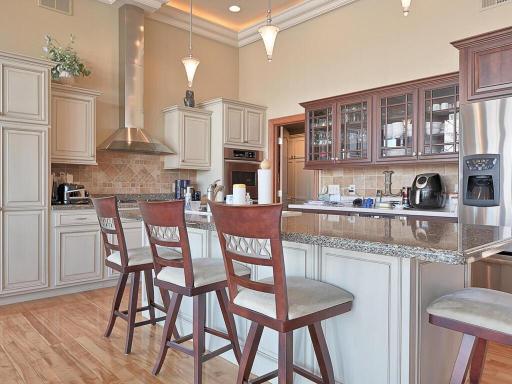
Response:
183,0,199,88
259,0,279,62
401,0,412,16
258,24,280,62
182,55,200,87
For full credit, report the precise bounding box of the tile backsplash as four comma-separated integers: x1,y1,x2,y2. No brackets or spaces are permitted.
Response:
51,151,196,195
320,163,458,197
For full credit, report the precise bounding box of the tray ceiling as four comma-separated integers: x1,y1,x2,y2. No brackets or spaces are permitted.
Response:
165,0,305,31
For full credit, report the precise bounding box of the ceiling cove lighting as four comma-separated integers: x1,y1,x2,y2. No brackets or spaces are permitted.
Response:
182,0,199,87
401,0,412,16
228,5,241,13
258,0,279,62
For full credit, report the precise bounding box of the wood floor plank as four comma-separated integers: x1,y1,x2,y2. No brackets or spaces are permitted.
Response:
2,285,512,383
0,345,25,384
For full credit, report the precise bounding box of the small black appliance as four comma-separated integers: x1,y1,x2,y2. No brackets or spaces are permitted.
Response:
57,183,89,205
410,173,445,209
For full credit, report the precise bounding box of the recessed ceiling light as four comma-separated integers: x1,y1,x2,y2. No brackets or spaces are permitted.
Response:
229,5,241,13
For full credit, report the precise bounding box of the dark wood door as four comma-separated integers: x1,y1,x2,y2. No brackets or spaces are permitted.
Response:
453,27,512,103
336,95,372,164
305,104,336,168
375,88,418,163
418,78,460,160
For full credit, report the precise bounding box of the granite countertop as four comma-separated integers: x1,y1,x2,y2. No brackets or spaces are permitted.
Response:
118,209,512,265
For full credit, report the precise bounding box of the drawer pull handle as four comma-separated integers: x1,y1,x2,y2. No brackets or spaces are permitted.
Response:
75,217,88,220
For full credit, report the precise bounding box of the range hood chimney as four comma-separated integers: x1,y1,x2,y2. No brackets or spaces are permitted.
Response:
98,4,174,155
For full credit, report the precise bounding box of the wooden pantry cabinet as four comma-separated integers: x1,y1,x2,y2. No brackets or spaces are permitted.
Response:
302,73,459,169
51,83,101,165
0,51,52,296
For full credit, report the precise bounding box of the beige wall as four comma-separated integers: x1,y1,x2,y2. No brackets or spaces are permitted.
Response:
0,0,238,195
0,0,119,142
0,0,239,143
239,0,512,119
144,17,239,142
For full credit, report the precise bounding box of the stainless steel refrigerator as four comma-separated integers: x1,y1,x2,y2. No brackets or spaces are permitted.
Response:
460,96,512,290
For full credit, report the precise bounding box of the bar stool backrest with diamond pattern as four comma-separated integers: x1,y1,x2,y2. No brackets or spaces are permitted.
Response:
92,196,129,268
209,202,290,321
138,200,194,287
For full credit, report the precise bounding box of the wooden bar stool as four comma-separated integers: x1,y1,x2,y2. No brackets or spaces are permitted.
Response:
138,200,251,384
428,287,512,384
209,202,354,384
92,196,181,354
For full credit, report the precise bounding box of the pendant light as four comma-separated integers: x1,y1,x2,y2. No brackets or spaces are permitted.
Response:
258,0,279,62
401,0,412,16
182,0,199,87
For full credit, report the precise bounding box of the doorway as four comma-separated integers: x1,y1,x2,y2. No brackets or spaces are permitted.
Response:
268,114,318,204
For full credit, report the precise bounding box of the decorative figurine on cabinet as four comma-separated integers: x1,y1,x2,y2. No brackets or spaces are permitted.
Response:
184,90,195,107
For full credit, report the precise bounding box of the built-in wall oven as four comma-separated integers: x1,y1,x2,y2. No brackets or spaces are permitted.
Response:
224,148,263,200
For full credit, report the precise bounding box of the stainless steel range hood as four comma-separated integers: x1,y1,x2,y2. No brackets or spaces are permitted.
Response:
98,4,174,155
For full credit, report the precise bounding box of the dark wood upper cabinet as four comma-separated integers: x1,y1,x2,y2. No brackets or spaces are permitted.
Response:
453,27,512,103
304,103,336,167
375,87,417,163
418,74,460,161
301,73,459,168
336,95,372,164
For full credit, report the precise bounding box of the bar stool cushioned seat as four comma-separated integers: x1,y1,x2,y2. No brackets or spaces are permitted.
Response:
427,287,512,335
234,276,354,320
107,246,182,267
156,258,251,288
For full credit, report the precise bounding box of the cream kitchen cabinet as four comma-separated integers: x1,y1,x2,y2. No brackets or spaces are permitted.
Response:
163,105,212,170
51,84,100,165
2,123,48,209
200,98,266,150
51,210,145,284
0,53,51,301
0,51,51,125
1,209,48,294
54,224,102,286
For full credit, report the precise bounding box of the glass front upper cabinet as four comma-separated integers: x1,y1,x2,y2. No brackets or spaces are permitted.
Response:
337,99,371,162
377,92,415,160
306,106,334,163
421,84,460,158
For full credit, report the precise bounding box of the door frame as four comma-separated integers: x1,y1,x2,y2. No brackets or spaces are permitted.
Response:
268,113,319,203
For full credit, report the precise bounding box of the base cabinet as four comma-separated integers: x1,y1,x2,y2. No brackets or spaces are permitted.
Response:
54,225,102,286
1,209,47,293
142,226,465,384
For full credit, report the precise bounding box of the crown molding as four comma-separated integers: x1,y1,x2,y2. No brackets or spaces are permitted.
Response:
238,0,358,47
97,0,358,46
96,0,167,13
147,6,239,47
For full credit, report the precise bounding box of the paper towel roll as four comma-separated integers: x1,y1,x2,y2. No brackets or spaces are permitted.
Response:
258,169,272,204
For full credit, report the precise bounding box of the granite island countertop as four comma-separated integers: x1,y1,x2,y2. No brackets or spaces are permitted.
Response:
118,209,512,265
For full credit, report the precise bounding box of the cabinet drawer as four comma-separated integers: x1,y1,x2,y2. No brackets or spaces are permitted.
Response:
58,213,98,226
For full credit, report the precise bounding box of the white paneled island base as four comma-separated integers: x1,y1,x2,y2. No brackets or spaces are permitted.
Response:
142,226,464,384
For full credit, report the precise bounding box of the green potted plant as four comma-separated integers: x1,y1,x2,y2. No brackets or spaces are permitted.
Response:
43,34,91,82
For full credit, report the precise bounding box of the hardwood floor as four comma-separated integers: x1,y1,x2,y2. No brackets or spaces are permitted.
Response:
0,285,511,383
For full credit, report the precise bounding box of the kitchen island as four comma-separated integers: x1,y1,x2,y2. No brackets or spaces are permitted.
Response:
119,210,512,384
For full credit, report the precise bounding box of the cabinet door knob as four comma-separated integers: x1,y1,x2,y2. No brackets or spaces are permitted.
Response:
412,151,417,156
418,151,422,156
